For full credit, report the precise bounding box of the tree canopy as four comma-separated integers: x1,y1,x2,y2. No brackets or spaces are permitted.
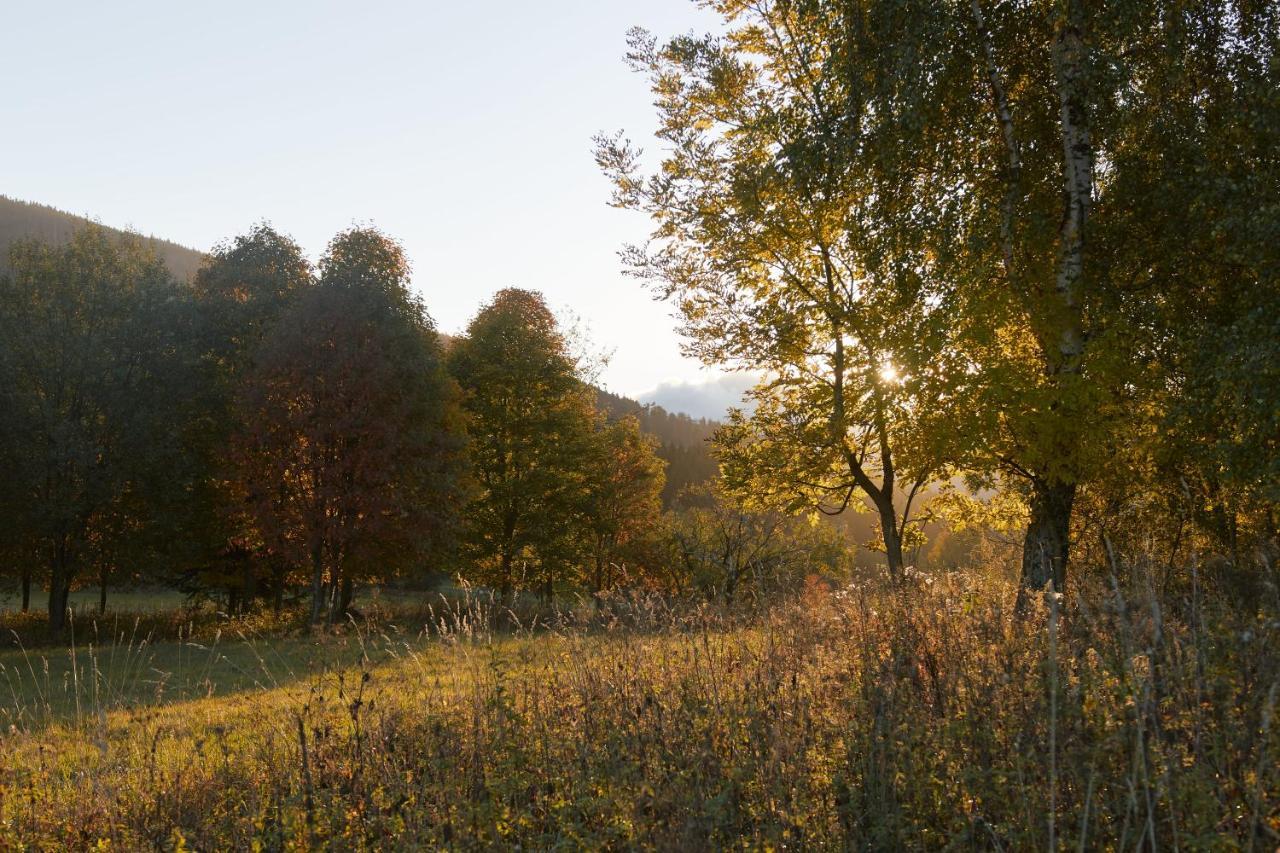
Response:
600,0,1279,594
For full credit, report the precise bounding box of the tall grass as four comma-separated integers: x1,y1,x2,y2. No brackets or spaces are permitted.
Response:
0,565,1276,849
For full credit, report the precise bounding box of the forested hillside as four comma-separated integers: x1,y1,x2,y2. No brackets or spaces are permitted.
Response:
597,388,719,505
0,196,205,281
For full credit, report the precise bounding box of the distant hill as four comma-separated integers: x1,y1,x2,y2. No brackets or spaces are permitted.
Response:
596,388,720,506
0,196,206,282
595,389,718,449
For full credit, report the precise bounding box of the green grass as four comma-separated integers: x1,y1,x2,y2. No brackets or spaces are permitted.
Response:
0,629,365,729
0,573,1277,849
0,583,439,616
0,587,188,613
0,584,491,726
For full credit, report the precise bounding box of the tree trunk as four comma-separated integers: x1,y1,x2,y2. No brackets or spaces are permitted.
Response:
20,567,31,612
324,577,337,624
875,496,906,578
499,548,514,598
1020,479,1075,593
273,565,285,615
499,508,518,598
1015,0,1091,597
99,565,108,615
242,560,257,615
309,540,326,625
333,574,354,622
48,542,73,632
49,581,72,632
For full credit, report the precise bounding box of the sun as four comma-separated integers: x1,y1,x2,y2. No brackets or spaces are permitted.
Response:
878,362,900,384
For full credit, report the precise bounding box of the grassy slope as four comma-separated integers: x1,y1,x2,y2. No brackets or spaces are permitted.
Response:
0,575,1276,849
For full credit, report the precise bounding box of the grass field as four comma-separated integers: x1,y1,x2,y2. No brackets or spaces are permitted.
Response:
0,585,435,620
0,574,1277,849
0,588,189,614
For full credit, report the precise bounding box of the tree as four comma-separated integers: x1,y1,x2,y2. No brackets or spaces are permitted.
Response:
827,0,1277,593
0,226,187,629
190,224,313,612
1094,5,1280,568
235,227,464,624
580,415,666,593
597,15,961,577
0,297,34,611
194,223,313,370
609,0,1278,594
448,289,596,597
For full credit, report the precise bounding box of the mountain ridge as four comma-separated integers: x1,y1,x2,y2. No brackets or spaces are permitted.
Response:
0,195,206,282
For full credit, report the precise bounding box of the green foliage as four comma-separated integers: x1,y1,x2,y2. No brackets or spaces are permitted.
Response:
668,484,854,601
579,415,666,592
0,226,193,628
448,289,598,596
602,0,1280,589
193,222,311,371
597,8,971,577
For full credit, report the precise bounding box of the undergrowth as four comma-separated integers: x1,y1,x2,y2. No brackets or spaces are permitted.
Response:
0,568,1277,849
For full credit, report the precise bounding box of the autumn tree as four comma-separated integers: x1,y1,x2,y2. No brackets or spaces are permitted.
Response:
0,227,189,629
195,223,313,370
823,0,1278,593
610,0,1278,594
190,224,313,612
580,414,666,593
448,289,597,597
597,15,962,577
236,227,464,624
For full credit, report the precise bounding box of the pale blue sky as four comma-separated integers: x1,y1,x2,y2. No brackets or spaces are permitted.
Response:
1,0,749,413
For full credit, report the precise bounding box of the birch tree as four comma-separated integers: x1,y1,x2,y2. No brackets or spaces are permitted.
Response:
609,0,1277,593
871,0,1277,592
597,9,963,577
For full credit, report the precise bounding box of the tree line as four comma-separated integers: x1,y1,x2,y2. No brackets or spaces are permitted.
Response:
3,0,1275,627
597,0,1278,601
0,224,849,629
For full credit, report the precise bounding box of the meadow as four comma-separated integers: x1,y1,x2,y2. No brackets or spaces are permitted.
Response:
1,569,1276,850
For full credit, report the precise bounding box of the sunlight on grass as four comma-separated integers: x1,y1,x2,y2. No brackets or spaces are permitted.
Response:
2,574,1276,848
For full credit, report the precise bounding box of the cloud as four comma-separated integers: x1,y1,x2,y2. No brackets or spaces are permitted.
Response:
639,373,757,421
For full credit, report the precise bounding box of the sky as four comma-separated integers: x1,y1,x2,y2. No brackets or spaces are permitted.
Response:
0,0,753,418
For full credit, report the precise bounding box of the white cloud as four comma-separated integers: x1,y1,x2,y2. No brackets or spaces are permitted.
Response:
639,373,757,421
